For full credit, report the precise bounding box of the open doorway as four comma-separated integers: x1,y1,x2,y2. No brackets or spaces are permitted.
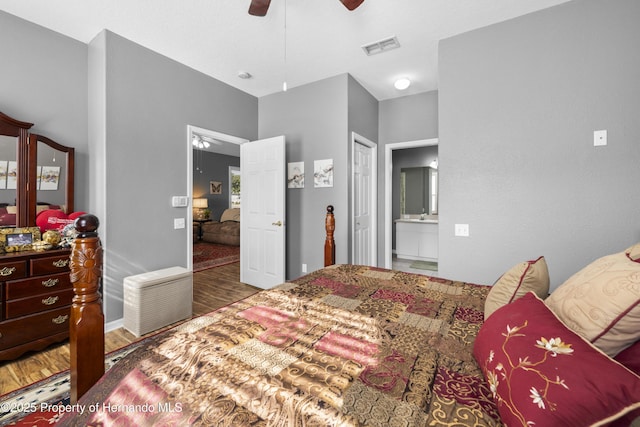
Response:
384,138,438,272
187,125,247,273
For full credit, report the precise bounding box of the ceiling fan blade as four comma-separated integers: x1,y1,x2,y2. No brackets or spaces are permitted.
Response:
248,0,271,16
339,0,365,11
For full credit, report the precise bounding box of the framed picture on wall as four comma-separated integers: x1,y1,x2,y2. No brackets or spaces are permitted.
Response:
314,159,333,188
210,181,223,194
0,161,7,190
287,161,304,188
6,161,17,190
36,166,42,190
40,166,60,191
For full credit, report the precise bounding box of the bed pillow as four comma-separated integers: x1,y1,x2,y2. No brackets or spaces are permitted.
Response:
627,243,640,263
474,292,640,427
35,209,69,231
615,340,640,376
545,247,640,357
220,208,240,222
484,256,549,319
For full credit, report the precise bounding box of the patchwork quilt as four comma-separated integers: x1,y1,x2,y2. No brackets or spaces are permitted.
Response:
60,265,501,426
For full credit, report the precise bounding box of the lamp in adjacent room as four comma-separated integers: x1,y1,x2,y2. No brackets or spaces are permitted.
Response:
193,198,209,220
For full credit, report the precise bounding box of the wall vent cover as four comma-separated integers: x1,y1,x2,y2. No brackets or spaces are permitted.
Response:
361,36,400,56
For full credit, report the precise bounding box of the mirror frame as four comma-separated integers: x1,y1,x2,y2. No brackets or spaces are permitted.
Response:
0,112,33,227
0,112,75,229
28,134,75,226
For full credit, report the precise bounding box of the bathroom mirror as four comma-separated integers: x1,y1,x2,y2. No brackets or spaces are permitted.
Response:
400,166,438,215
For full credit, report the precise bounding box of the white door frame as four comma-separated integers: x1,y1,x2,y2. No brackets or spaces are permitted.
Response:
351,132,377,266
187,125,248,271
384,138,438,269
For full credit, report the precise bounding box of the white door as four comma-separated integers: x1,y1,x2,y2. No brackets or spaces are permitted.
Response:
240,136,286,288
353,138,376,266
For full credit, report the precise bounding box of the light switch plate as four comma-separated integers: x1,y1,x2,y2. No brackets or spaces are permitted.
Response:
171,196,188,207
455,223,469,237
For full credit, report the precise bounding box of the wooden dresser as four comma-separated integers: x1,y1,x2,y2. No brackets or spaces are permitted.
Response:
0,248,72,361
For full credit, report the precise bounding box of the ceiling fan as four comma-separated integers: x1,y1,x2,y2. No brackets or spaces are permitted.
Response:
249,0,365,16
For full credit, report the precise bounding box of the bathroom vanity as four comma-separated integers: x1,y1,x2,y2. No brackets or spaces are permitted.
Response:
395,217,438,261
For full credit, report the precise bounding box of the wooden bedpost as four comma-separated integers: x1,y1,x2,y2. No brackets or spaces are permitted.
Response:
69,214,104,403
324,205,335,266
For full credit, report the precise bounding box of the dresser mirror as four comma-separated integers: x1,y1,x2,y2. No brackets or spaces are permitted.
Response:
0,112,74,228
28,134,74,225
0,135,18,227
0,112,32,227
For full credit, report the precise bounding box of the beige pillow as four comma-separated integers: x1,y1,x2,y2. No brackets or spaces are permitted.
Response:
545,246,640,357
484,256,549,319
220,208,240,222
6,206,16,214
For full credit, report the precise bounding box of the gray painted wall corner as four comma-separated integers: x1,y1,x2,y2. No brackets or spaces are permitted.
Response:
438,0,640,288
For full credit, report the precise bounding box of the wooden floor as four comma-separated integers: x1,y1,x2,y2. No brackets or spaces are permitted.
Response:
0,262,259,396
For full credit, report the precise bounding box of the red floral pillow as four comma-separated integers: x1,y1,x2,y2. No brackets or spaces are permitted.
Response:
615,340,640,376
474,292,640,426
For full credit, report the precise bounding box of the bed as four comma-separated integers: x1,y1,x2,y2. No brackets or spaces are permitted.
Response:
61,210,640,426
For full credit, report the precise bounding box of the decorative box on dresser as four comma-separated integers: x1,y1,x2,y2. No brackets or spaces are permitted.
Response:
0,248,72,361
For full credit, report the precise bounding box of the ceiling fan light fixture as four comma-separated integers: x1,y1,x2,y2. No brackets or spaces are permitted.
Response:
394,78,411,90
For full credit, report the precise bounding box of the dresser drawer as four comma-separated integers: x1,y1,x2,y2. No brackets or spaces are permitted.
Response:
0,260,27,281
0,307,70,350
5,289,74,319
30,254,71,276
5,272,72,300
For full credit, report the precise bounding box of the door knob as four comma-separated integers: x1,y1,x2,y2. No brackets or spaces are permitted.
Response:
272,220,282,226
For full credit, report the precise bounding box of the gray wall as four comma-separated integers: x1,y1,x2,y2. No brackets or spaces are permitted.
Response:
258,74,378,278
193,151,240,221
377,91,439,265
259,75,349,279
438,0,640,289
89,31,258,321
0,11,89,211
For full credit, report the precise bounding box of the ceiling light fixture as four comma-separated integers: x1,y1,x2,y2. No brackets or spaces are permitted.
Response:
238,71,252,79
394,77,411,90
192,135,210,149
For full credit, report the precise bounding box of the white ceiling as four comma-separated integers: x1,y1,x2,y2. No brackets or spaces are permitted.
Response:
0,0,570,100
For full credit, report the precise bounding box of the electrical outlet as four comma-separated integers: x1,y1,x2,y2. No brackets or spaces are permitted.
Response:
594,129,607,146
454,224,469,237
302,264,307,273
174,218,185,229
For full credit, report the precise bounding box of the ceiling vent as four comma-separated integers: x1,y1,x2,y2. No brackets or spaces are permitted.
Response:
361,36,400,56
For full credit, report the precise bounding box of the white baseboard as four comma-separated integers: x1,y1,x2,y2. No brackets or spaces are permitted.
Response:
105,318,123,333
